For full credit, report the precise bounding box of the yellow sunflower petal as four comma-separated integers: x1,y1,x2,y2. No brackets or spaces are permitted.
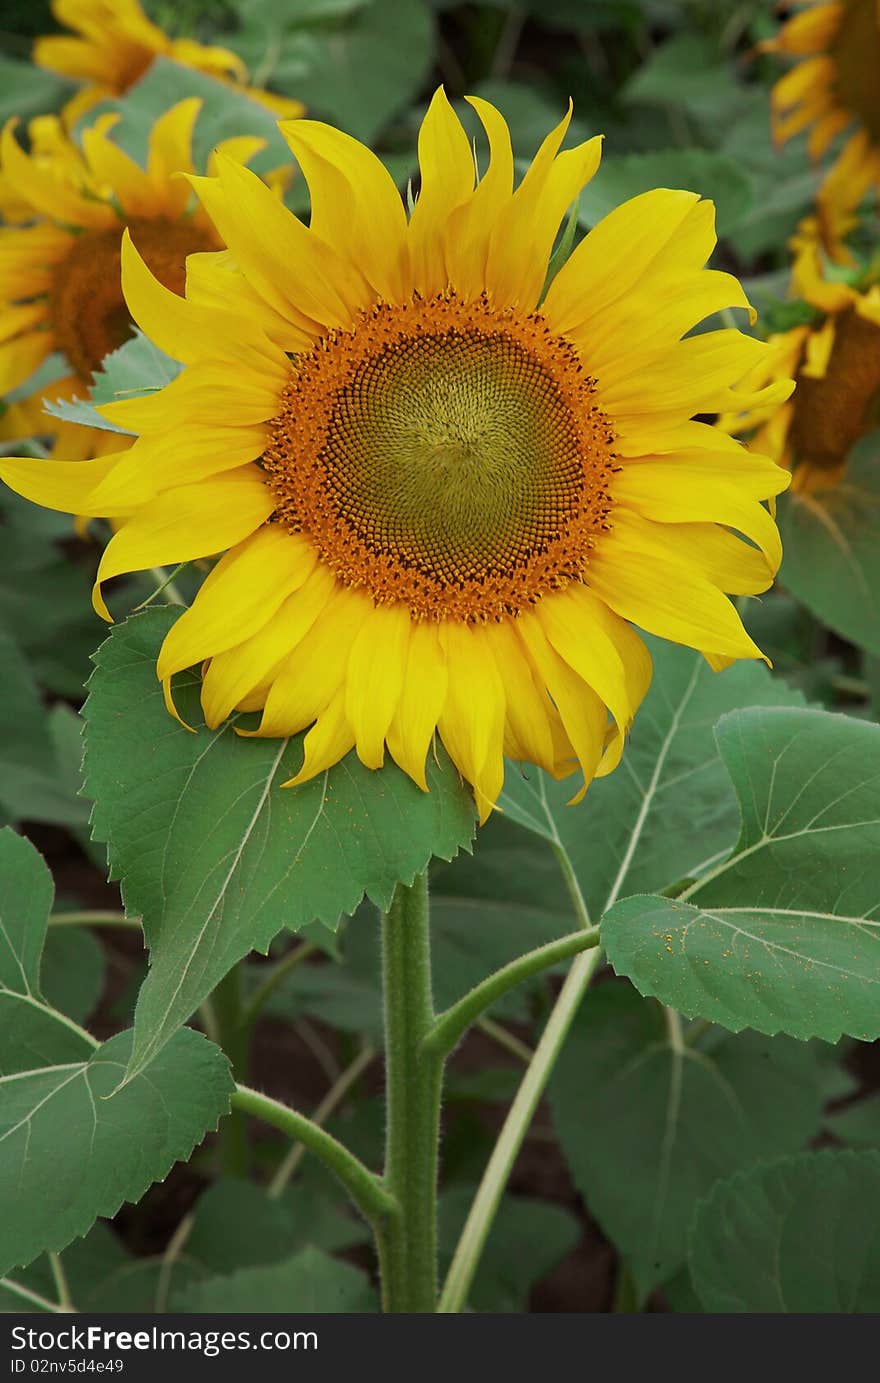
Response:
516,612,608,802
588,509,766,663
486,103,603,310
282,690,356,788
444,96,514,300
252,587,370,738
188,156,371,331
408,88,476,296
438,621,506,820
157,526,316,681
0,331,53,393
119,229,249,364
1,119,116,228
543,188,704,335
280,119,409,302
344,601,412,770
385,621,448,792
0,451,125,514
93,469,273,619
201,564,337,729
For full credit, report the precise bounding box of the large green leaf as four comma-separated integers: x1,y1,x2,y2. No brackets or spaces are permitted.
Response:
500,638,802,922
0,829,96,1074
235,0,434,143
689,1150,880,1312
549,982,828,1298
778,435,880,657
622,33,753,136
0,1026,232,1275
40,926,105,1027
173,1248,377,1313
602,706,880,1041
83,608,475,1082
185,1178,367,1274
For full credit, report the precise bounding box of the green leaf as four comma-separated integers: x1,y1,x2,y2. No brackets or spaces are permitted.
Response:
0,491,105,701
0,1223,130,1315
622,34,752,134
82,608,475,1081
0,828,96,1074
185,1178,365,1273
549,981,828,1298
438,1189,580,1312
41,926,105,1026
500,638,803,922
275,0,434,142
584,149,755,238
173,1247,377,1313
43,331,182,436
0,1025,232,1275
778,434,880,657
602,706,880,1042
689,1150,880,1312
0,57,74,125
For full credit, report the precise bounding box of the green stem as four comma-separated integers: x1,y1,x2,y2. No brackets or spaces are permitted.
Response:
231,1083,395,1228
437,944,604,1313
146,566,186,606
213,966,250,1176
48,1253,75,1313
380,872,443,1313
241,941,317,1029
424,927,601,1058
48,911,141,928
0,1277,65,1313
612,1260,639,1313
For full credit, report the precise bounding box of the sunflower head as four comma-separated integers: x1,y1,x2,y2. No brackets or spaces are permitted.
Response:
721,213,880,492
0,99,262,459
766,1,880,257
33,0,305,125
0,91,792,819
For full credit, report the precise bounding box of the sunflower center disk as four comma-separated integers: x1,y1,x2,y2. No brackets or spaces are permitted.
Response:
48,217,215,382
831,0,880,142
265,294,616,621
791,307,880,476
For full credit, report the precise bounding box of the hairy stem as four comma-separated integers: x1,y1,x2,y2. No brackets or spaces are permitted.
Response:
380,873,443,1313
232,1083,395,1228
424,927,600,1058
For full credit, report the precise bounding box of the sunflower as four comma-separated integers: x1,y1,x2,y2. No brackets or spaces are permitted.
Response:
720,223,880,492
767,0,880,255
0,98,262,460
0,93,792,818
34,0,304,126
